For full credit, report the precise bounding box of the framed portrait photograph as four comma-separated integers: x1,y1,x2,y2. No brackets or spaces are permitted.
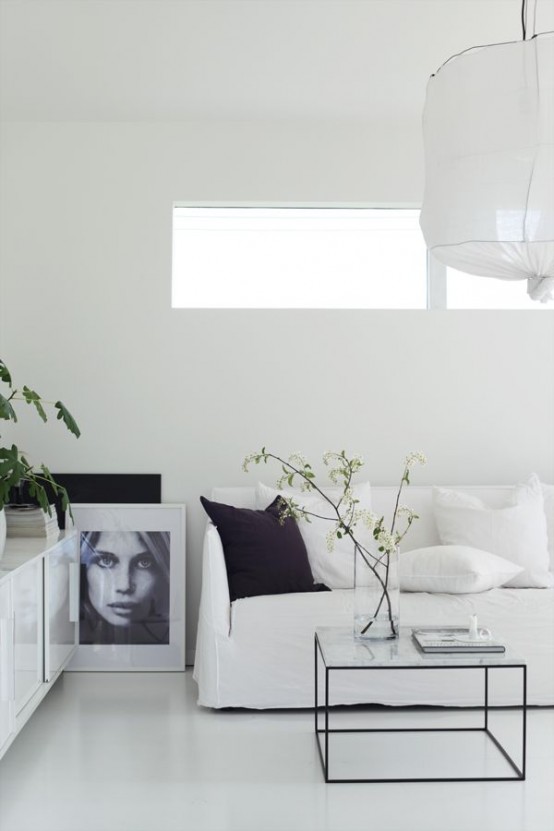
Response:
66,504,186,671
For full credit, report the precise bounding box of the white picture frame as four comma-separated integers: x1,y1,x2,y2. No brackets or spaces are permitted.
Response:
66,504,185,671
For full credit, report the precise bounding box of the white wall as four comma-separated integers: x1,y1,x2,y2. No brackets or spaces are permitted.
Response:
1,1,553,660
1,120,552,659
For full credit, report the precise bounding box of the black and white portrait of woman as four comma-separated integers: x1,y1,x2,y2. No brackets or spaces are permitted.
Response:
79,530,170,646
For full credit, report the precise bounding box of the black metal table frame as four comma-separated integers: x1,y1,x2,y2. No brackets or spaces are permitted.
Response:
314,633,527,784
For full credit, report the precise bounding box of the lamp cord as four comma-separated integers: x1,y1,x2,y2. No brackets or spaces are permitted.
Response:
521,0,538,40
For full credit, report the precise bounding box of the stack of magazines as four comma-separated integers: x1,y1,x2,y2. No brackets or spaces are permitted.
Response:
412,627,505,653
5,504,59,537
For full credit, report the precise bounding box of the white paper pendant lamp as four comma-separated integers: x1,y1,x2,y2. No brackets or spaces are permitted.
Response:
420,5,554,304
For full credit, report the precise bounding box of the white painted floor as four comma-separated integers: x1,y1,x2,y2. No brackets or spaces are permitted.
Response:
0,671,553,831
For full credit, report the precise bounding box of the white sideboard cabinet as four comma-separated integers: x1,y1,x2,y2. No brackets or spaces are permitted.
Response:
0,531,79,760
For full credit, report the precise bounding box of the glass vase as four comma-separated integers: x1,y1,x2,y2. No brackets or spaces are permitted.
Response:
353,543,399,640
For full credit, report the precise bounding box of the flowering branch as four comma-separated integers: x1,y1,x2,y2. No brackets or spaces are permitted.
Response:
244,448,426,637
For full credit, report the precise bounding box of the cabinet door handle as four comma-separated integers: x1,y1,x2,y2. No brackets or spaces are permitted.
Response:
0,617,15,702
69,562,80,623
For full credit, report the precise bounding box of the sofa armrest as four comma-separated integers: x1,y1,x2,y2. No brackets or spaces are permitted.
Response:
197,522,231,638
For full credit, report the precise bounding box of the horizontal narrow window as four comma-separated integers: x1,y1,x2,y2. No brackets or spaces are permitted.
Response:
172,206,427,309
172,205,551,310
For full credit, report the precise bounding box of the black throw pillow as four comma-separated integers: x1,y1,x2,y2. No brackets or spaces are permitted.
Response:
200,495,326,601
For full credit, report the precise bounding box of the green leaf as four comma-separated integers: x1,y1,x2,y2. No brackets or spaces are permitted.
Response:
54,401,81,437
29,481,51,514
0,360,12,387
19,453,31,468
58,487,73,521
0,446,26,503
0,444,21,466
22,386,47,422
0,480,11,505
0,457,18,478
0,392,17,422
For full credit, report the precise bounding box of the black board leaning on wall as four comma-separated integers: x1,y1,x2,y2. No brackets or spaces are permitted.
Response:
11,474,162,528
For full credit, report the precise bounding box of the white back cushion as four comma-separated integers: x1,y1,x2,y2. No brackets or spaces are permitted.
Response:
433,476,552,587
210,484,553,569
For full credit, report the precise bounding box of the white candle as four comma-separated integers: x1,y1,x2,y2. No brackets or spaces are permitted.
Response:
469,614,479,640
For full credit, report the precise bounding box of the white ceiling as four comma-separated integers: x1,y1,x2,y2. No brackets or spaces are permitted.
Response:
1,0,552,122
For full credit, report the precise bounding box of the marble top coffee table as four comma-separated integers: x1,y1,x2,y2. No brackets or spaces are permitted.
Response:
314,626,526,783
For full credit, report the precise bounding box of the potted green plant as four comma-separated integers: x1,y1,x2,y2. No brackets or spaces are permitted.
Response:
0,357,80,555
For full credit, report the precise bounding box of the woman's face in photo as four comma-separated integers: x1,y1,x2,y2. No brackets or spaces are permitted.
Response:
85,532,159,627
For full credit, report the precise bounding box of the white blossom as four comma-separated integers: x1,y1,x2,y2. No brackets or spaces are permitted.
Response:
405,451,427,468
326,528,337,552
280,498,304,521
376,529,397,553
288,452,308,468
356,509,378,531
397,504,418,520
327,466,342,484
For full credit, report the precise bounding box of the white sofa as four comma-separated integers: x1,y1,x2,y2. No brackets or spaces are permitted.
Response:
193,485,554,709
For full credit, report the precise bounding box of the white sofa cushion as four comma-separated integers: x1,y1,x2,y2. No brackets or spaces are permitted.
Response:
399,545,524,593
433,475,553,588
256,481,372,589
195,584,554,708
